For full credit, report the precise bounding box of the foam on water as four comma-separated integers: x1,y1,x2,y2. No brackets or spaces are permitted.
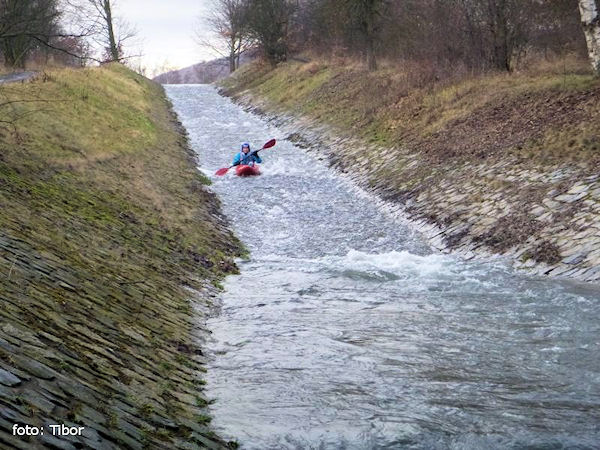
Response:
331,249,453,277
196,166,213,177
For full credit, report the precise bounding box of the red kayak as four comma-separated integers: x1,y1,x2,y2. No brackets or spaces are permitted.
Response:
235,164,261,177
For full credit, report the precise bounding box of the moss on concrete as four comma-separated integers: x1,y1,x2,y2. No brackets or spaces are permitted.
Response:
0,64,242,448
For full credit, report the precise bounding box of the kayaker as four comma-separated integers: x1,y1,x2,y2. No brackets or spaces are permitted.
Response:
233,142,262,167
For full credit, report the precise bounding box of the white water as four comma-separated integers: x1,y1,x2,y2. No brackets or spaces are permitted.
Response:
166,85,600,450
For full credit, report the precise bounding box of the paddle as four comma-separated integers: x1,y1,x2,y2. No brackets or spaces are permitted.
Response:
215,139,277,176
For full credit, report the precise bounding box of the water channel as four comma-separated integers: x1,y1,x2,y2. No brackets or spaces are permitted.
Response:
167,84,600,450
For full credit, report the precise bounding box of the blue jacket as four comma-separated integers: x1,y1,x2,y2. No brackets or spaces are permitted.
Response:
233,151,262,166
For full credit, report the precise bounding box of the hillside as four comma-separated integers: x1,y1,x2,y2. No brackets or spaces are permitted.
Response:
0,64,242,448
154,53,255,84
220,59,600,283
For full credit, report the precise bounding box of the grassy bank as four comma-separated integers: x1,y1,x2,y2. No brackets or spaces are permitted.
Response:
222,58,600,168
220,58,600,282
0,65,242,448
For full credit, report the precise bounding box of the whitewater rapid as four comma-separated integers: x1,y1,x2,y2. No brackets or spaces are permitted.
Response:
166,84,600,450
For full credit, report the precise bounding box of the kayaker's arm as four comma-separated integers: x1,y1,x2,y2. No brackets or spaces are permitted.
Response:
247,150,261,164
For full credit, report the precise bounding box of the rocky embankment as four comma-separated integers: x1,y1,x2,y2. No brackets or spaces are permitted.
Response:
220,61,600,283
0,65,242,448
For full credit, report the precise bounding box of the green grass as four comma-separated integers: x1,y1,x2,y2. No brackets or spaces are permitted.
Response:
1,64,241,278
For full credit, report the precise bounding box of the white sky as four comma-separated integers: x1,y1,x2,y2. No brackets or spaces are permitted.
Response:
117,0,220,75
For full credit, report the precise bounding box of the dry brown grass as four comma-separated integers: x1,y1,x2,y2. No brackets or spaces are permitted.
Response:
224,53,600,170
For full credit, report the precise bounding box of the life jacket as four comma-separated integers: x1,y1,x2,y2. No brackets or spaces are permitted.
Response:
233,151,261,166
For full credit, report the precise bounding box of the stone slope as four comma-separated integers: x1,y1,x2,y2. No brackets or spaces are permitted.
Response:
0,64,242,449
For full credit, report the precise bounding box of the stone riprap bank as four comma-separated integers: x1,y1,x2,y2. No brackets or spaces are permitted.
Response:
0,65,241,449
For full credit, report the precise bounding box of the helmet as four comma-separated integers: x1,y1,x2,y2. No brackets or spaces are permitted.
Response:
241,142,250,151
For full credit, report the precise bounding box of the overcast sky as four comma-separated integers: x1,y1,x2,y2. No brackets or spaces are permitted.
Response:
117,0,219,75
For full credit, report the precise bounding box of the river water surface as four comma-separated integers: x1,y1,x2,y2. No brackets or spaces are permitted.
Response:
166,85,600,450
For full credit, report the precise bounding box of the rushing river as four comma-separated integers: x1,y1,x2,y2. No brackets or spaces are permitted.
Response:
166,85,600,450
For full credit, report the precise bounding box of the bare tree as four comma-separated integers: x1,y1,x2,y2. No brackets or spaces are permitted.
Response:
246,0,295,65
486,0,530,71
197,0,252,73
0,0,62,67
345,0,388,71
297,0,587,75
578,0,600,75
444,0,531,72
80,0,136,62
